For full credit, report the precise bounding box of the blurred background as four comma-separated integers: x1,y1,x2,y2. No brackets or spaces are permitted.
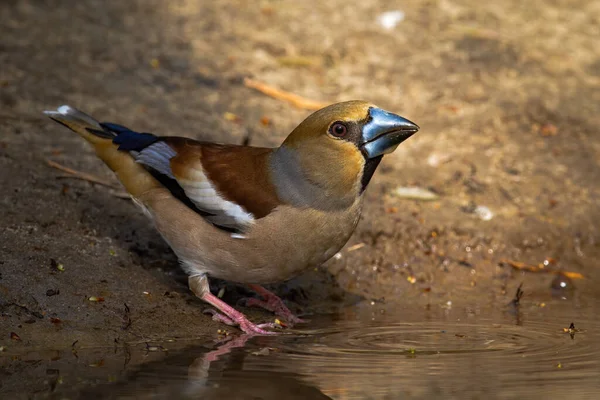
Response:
1,0,599,398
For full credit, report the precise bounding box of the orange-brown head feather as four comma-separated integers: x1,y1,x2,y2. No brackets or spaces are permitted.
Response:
283,101,372,198
271,100,419,211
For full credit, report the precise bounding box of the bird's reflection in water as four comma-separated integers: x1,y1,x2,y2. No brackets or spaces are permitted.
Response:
77,335,331,400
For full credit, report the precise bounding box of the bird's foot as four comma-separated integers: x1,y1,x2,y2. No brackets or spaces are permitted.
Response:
203,308,278,335
244,284,307,325
189,274,280,335
203,308,236,326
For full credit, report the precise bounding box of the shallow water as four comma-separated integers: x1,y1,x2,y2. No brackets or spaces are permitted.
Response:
4,287,600,400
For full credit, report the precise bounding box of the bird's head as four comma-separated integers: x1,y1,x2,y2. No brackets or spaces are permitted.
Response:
271,100,419,210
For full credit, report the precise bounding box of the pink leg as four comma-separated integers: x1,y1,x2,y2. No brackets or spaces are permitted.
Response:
189,275,278,336
245,284,306,325
188,335,251,382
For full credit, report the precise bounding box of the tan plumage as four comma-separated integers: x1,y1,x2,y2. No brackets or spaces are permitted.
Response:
44,101,419,334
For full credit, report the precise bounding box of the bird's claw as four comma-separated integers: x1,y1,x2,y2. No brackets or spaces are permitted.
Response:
238,319,279,335
203,308,278,335
241,296,307,326
203,308,236,326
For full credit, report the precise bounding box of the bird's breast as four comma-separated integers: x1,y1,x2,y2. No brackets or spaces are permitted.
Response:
238,201,363,283
141,188,363,284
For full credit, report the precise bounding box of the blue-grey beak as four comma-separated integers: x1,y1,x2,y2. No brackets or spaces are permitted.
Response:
361,107,419,159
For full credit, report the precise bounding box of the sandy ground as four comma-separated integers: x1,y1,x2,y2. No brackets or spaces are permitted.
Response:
1,0,599,364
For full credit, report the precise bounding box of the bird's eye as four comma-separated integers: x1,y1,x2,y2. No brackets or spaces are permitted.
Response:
330,122,348,137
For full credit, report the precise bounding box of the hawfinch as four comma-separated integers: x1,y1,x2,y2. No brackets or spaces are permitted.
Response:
44,101,419,335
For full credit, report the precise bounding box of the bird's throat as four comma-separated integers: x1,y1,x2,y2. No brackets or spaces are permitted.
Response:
360,155,383,193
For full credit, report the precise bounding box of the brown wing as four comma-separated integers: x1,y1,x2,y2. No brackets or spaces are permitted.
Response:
163,138,283,230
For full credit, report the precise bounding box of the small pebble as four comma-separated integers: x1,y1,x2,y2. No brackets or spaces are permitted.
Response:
427,153,452,167
252,347,271,356
551,274,574,298
474,205,494,221
377,10,405,30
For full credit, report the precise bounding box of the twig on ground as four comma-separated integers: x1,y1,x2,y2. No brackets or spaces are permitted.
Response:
46,159,117,188
46,159,129,198
243,78,329,111
499,259,584,279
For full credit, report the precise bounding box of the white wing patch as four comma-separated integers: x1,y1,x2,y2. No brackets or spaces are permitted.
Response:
177,168,255,229
134,143,255,231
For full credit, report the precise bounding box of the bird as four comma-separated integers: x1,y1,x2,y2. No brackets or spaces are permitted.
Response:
44,101,419,335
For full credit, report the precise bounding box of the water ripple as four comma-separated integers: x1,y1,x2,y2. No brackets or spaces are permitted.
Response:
253,314,600,398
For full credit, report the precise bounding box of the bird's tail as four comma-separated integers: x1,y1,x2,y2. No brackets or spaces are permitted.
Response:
43,105,115,143
44,105,160,197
